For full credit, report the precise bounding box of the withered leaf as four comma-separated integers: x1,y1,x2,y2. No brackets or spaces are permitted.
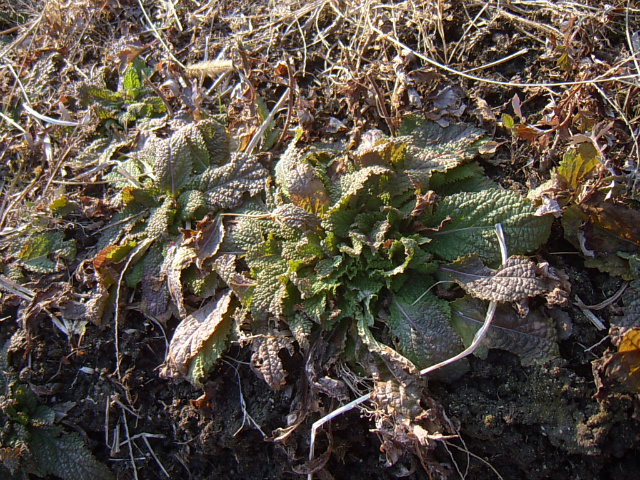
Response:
161,291,233,385
439,255,544,303
161,240,196,318
194,215,225,270
450,296,559,365
597,328,640,395
250,336,295,391
213,254,253,301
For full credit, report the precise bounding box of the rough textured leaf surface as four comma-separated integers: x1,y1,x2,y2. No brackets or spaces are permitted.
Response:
388,293,467,380
450,296,559,365
440,255,544,302
29,427,114,480
196,152,268,210
424,188,552,262
161,291,233,385
250,336,295,391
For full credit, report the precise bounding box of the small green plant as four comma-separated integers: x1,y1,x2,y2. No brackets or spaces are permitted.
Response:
150,116,563,387
76,56,166,129
0,334,113,480
2,229,77,285
94,117,268,321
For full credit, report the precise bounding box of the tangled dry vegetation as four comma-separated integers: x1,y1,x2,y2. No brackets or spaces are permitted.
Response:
1,1,640,479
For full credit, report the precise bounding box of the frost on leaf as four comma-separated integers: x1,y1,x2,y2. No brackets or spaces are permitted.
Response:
160,240,196,317
150,119,230,196
140,245,170,321
193,215,225,270
250,336,295,391
450,296,559,365
213,254,253,301
272,204,321,232
423,188,552,263
388,293,467,381
249,258,289,318
439,255,544,302
161,291,233,386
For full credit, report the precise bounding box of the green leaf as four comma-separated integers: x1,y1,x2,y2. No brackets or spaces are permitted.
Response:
424,188,552,262
329,166,391,212
388,292,467,381
76,83,121,105
557,142,600,190
429,162,496,195
122,66,141,98
18,231,75,273
49,196,77,216
249,258,290,318
502,113,515,129
177,189,206,221
145,197,175,239
196,152,268,210
29,427,114,480
449,296,559,365
399,115,487,190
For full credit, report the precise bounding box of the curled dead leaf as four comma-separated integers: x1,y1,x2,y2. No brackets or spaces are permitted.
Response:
250,336,295,391
160,291,233,384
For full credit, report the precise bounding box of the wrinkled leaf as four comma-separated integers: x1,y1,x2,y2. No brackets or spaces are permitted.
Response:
250,336,295,391
196,152,268,210
275,145,330,213
399,115,487,190
424,188,552,262
388,293,467,381
161,240,196,317
161,291,233,386
450,296,559,365
29,427,114,480
439,255,544,302
194,215,225,270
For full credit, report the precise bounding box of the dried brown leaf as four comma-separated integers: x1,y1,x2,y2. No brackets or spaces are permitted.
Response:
161,291,233,380
250,336,295,391
440,255,544,303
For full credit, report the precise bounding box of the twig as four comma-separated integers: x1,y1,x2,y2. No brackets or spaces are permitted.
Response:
119,408,139,480
135,0,185,69
575,282,628,311
141,434,170,478
575,297,607,331
355,15,640,88
113,238,154,378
